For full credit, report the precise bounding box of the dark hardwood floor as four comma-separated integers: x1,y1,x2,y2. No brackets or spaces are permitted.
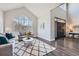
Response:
40,37,79,56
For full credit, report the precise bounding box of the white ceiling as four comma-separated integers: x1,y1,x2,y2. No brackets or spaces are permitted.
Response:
1,3,79,25
0,3,60,11
24,3,60,17
0,3,25,11
0,3,60,18
59,4,66,11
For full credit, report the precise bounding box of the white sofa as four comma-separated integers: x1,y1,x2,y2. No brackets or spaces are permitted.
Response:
0,33,15,56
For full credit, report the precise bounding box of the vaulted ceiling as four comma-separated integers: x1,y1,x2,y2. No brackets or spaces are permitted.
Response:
0,3,60,17
0,3,24,11
25,3,60,17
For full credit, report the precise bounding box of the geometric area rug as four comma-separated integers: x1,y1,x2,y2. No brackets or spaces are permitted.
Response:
14,38,56,56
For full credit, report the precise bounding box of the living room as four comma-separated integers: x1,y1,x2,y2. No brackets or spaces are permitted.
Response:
0,3,79,56
0,3,61,56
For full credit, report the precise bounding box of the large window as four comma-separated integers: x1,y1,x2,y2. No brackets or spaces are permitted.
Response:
13,16,32,26
13,16,32,33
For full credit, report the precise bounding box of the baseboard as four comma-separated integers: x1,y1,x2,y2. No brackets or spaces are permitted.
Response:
36,36,50,41
36,36,55,41
49,39,55,41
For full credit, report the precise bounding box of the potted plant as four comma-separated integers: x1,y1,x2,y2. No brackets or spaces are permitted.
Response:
25,32,31,39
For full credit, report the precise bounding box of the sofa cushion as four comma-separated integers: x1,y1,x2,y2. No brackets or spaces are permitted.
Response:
0,44,13,56
19,32,24,36
0,36,8,45
5,33,14,40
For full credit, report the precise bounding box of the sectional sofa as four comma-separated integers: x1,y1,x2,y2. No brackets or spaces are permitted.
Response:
0,33,15,56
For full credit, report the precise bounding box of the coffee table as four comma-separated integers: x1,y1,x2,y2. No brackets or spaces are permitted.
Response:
23,38,33,47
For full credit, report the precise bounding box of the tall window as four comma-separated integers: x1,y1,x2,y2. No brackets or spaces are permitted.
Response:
13,16,32,33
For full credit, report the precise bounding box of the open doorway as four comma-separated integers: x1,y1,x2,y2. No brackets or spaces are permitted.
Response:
55,17,66,39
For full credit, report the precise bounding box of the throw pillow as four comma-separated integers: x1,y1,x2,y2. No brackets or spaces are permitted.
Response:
0,36,8,45
5,33,14,39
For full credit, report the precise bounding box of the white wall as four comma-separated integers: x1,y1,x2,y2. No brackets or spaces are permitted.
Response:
51,7,66,41
38,10,51,41
25,4,60,41
0,10,3,33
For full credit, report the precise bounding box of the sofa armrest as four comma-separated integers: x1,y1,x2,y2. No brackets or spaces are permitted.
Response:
0,43,13,56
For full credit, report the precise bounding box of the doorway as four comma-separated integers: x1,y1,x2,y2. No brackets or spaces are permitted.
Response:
55,17,66,39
